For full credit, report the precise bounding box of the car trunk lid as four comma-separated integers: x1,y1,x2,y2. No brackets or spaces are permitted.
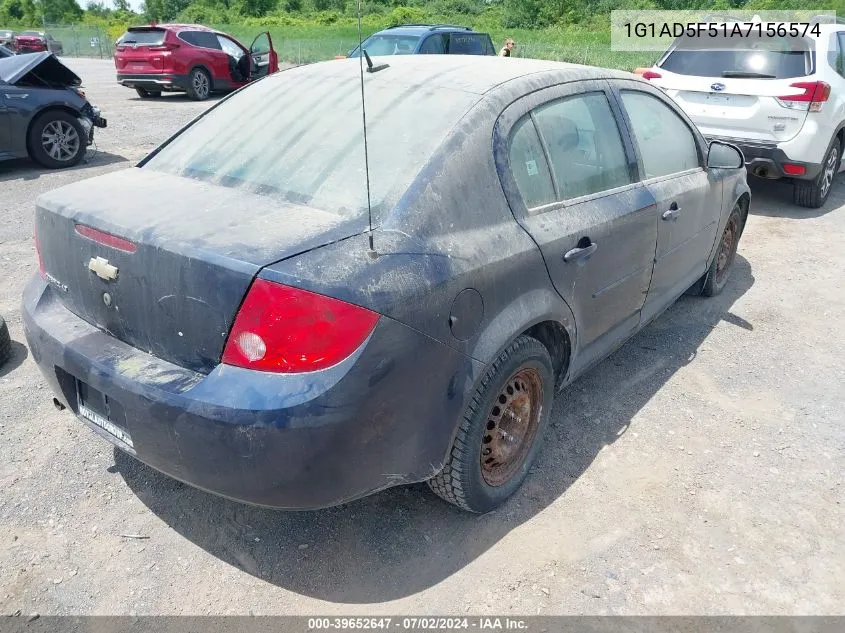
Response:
654,32,815,143
35,168,366,373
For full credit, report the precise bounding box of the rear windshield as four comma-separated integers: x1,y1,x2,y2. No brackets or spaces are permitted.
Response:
19,31,43,37
660,34,814,79
119,28,166,46
352,34,420,56
143,65,480,219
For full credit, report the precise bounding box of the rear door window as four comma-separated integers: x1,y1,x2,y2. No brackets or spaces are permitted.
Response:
419,34,447,54
179,31,221,50
660,34,814,79
508,116,556,209
533,93,632,200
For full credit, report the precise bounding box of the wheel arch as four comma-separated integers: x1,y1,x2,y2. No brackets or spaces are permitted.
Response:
187,63,214,90
25,105,85,155
468,288,577,391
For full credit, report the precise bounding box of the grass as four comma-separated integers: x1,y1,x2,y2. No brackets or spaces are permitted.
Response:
46,21,661,71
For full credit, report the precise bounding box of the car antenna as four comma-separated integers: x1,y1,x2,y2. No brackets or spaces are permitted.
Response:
357,0,387,260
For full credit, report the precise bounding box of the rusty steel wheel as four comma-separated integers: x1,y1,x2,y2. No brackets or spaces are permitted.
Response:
480,368,544,487
714,214,739,286
703,205,743,297
428,335,554,513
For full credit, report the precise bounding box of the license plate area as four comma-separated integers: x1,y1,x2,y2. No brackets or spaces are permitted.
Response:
77,381,133,449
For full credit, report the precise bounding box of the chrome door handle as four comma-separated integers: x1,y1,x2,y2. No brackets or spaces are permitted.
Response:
563,241,598,263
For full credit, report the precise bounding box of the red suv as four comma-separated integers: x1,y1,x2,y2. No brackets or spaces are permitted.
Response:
114,24,278,101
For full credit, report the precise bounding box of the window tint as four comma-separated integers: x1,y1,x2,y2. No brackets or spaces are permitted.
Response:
179,31,221,50
532,93,632,200
660,35,813,79
121,28,166,46
508,117,555,209
835,33,845,77
621,91,700,179
419,34,446,54
448,33,486,55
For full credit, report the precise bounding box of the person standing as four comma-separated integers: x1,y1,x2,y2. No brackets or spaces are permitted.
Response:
500,38,515,57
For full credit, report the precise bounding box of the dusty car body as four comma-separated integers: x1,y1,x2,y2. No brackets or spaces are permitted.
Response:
0,52,106,167
23,57,749,512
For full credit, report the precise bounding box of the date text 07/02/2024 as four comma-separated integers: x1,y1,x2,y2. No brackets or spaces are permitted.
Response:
623,21,822,39
307,617,529,630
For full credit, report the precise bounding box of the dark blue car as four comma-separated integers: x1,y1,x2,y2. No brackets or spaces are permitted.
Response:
23,57,749,513
348,24,496,57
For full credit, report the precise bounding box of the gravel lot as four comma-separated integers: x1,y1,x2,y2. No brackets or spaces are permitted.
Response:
1,58,843,616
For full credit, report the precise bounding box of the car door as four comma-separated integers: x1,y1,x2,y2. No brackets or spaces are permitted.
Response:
611,80,721,324
496,80,658,368
249,32,278,80
0,85,11,151
217,34,250,86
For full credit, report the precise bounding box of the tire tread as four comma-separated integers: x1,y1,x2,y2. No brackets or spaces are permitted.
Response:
427,336,548,512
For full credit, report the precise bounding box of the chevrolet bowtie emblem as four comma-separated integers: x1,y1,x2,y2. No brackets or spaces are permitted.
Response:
88,256,118,281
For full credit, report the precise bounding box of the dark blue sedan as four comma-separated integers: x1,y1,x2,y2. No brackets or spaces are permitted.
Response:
23,56,750,512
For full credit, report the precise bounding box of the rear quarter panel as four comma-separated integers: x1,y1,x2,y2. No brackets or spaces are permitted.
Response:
262,91,576,374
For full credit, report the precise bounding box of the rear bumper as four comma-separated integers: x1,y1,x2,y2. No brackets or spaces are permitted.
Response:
117,73,190,92
22,277,481,509
708,136,822,181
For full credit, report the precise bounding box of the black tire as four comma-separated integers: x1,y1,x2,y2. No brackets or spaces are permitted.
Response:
428,335,554,513
702,205,743,297
0,316,11,368
135,87,161,99
27,110,86,169
794,139,840,209
185,67,211,101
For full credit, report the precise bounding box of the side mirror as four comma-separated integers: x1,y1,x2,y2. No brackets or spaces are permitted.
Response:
707,141,744,169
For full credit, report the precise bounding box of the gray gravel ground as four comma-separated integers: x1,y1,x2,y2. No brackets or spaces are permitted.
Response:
0,59,843,616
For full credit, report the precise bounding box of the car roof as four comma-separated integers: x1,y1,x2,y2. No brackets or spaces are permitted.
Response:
373,24,481,37
312,55,637,97
138,23,215,32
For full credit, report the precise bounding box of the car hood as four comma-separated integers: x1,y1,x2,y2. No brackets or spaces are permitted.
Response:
0,51,80,86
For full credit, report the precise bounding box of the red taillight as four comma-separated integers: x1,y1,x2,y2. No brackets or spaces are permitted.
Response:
75,224,138,253
778,81,831,112
34,226,45,279
782,163,806,176
641,70,662,80
222,279,380,373
149,43,179,51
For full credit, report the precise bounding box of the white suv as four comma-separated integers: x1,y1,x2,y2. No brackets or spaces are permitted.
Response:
640,17,844,208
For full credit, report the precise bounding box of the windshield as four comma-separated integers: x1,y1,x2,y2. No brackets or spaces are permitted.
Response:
660,34,814,79
143,65,479,220
350,34,420,57
19,31,43,37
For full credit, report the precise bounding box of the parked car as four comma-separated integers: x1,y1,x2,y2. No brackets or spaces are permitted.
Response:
0,29,16,47
0,43,14,58
23,57,749,513
347,24,496,57
0,52,107,168
13,31,63,55
638,15,843,208
114,24,278,101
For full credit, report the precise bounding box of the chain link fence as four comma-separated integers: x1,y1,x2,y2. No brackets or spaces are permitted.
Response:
37,24,660,71
43,24,115,58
